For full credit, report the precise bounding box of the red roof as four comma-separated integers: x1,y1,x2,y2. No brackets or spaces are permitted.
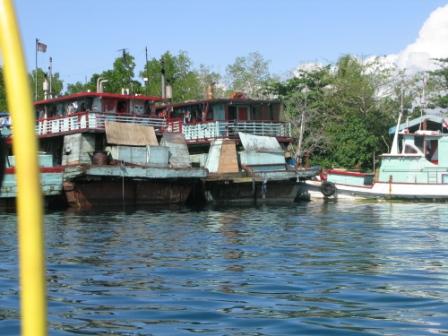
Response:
34,92,163,105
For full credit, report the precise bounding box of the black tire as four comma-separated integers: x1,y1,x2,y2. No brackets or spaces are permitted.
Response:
320,181,336,197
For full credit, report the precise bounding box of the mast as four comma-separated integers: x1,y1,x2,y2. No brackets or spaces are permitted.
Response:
296,88,309,167
48,57,53,99
390,89,404,155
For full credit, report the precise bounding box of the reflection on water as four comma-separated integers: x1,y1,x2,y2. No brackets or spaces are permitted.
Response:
1,202,448,335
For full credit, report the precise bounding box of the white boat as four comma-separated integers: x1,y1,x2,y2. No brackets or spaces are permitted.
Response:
306,113,448,200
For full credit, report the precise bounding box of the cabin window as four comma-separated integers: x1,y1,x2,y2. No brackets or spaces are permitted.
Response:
213,104,225,120
131,101,145,115
92,98,101,112
54,103,64,116
250,106,258,121
404,144,417,154
425,139,438,162
228,106,237,120
117,101,128,114
103,99,116,113
414,136,424,153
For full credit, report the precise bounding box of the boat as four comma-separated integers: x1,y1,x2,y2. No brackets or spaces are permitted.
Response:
1,112,65,210
306,112,448,200
193,132,300,205
33,91,207,209
31,81,317,207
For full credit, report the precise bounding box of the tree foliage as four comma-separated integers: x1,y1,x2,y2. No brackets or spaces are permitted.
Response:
141,51,201,102
266,55,399,170
429,58,448,108
30,67,64,101
226,51,271,98
197,64,225,99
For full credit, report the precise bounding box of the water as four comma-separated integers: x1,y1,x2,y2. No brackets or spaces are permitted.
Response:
1,202,448,335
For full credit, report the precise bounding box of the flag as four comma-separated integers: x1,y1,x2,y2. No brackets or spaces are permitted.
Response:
37,41,47,53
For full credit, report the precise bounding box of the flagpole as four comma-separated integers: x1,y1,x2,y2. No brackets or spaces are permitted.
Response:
48,57,53,98
35,38,38,100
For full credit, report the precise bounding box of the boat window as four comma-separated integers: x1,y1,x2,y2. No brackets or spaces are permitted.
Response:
228,106,237,120
404,144,417,154
103,99,116,113
55,103,65,116
92,98,101,112
131,101,145,115
425,139,438,162
414,136,424,153
117,101,128,114
213,104,225,120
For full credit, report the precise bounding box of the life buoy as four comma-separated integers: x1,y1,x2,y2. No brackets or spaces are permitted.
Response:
320,181,336,197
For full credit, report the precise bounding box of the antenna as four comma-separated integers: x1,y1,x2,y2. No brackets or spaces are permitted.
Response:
117,48,128,59
145,46,150,96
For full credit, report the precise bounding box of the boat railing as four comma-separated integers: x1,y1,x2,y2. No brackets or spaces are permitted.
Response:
34,113,288,141
36,112,179,136
183,120,292,141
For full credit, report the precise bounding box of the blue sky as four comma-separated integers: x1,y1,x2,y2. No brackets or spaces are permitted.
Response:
13,0,448,85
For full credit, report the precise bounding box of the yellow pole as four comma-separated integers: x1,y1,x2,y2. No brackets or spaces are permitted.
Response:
0,1,47,335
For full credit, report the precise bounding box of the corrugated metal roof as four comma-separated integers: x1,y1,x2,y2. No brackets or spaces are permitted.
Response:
388,115,444,134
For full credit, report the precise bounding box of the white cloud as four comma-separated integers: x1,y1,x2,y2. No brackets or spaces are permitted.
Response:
393,4,448,72
294,5,448,75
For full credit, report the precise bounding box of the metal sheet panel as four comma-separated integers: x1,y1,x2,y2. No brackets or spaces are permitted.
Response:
108,145,169,167
7,154,54,167
239,132,283,153
86,165,207,179
240,151,286,167
160,132,191,168
105,121,158,146
205,139,222,173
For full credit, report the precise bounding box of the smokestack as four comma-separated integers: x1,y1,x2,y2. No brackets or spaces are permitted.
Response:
43,74,49,100
96,77,108,93
206,82,215,99
166,84,172,100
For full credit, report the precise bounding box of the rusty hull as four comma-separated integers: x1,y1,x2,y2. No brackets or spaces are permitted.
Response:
64,179,193,209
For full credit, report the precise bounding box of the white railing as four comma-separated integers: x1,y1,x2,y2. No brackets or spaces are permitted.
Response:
183,121,292,141
35,114,290,142
36,112,177,136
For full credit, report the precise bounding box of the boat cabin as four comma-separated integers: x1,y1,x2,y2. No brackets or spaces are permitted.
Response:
156,97,291,144
158,98,282,123
35,92,162,120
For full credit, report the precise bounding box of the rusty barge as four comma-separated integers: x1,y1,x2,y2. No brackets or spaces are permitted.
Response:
22,87,313,208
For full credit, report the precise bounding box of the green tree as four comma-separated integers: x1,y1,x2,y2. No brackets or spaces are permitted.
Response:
197,64,224,99
30,67,64,100
140,51,201,102
226,51,271,98
266,55,397,170
428,58,448,109
103,51,141,94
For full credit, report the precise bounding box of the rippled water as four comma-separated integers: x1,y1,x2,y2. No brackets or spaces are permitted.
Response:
1,201,448,335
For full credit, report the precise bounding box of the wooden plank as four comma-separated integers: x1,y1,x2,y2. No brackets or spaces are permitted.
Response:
218,140,239,173
105,121,158,146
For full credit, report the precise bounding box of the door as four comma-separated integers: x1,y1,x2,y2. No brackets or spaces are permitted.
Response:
238,106,248,120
